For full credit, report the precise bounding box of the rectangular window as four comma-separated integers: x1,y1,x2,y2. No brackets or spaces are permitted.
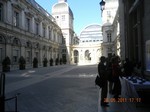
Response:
14,11,19,27
62,49,66,53
26,18,30,31
13,49,19,63
49,30,51,40
0,3,3,21
62,38,66,44
62,15,65,21
26,51,30,63
107,33,111,42
35,23,39,35
107,11,111,17
55,16,59,19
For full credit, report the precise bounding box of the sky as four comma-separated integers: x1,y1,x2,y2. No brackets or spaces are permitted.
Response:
35,0,102,36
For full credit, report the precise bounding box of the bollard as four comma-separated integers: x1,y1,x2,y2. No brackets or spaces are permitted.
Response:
0,96,5,112
0,72,5,112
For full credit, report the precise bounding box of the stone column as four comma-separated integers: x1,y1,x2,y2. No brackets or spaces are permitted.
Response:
31,17,35,33
39,22,42,37
51,29,54,41
6,44,11,58
39,47,42,66
20,45,25,57
45,25,48,39
6,1,12,24
20,10,25,30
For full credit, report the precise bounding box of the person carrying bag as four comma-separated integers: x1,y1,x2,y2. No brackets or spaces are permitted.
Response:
96,56,109,106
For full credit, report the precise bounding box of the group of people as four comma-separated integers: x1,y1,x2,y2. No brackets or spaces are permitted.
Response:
97,55,134,107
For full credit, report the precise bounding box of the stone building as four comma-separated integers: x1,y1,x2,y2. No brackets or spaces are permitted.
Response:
0,0,65,71
101,0,119,58
52,0,75,64
119,0,150,77
72,24,103,65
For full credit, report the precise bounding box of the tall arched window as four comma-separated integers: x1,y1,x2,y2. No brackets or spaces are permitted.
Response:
74,50,79,63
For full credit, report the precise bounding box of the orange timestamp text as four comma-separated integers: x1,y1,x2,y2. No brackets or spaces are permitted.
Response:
104,97,142,103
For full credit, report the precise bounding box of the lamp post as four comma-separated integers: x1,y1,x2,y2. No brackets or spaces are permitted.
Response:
99,0,106,16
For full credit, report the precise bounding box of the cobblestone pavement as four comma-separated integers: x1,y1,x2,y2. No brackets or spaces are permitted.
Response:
4,65,150,112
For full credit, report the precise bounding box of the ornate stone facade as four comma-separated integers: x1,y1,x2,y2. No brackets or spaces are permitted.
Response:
0,0,65,71
52,0,75,64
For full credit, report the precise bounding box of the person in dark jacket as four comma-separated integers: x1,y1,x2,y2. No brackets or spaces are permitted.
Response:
111,56,122,99
98,56,109,106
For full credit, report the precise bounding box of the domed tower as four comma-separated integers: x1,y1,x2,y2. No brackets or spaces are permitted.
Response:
52,0,74,64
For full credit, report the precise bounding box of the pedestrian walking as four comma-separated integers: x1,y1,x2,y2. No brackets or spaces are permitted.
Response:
98,56,109,106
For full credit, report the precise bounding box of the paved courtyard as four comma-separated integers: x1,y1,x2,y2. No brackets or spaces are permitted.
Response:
3,65,150,112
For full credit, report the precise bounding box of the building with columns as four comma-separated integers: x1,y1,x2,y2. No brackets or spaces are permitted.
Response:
71,24,103,65
0,0,65,71
0,0,107,71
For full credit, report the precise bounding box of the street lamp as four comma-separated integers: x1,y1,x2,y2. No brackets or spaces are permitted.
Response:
99,0,106,12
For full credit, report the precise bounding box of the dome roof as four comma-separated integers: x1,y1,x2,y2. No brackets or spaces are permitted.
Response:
52,2,73,18
80,24,102,39
79,24,103,44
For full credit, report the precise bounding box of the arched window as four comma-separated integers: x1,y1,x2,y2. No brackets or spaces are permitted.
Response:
85,50,91,60
74,50,79,63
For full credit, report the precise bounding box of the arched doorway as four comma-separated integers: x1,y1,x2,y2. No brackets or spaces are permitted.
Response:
85,50,91,61
74,50,79,64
